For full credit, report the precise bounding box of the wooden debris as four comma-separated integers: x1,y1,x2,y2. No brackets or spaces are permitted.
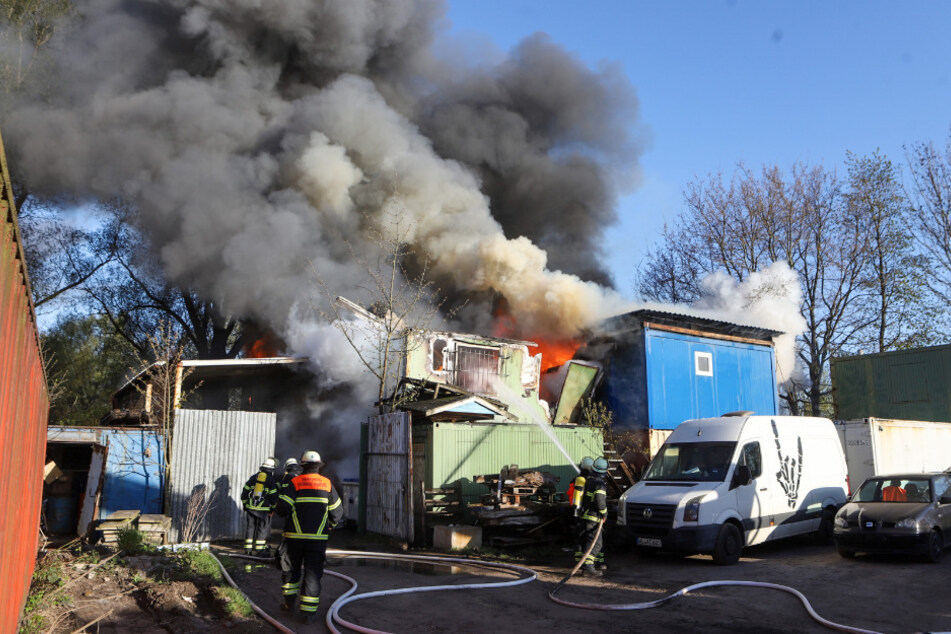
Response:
98,510,141,544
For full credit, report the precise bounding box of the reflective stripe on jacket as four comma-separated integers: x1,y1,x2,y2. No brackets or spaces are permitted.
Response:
275,471,344,540
579,473,608,522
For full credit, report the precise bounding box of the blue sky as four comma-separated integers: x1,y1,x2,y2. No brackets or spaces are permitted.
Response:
442,1,951,296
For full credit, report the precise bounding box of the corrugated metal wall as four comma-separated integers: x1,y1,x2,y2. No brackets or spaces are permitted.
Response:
645,330,778,429
169,410,276,541
365,413,412,542
421,422,604,505
831,346,951,422
0,130,49,632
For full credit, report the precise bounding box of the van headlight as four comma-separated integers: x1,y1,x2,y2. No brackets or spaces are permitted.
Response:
834,515,849,528
895,518,918,530
684,496,704,522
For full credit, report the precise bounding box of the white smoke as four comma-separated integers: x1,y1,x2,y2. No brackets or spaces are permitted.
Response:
692,261,806,386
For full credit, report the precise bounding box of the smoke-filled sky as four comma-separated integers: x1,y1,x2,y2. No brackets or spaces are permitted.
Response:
445,1,951,285
5,0,644,343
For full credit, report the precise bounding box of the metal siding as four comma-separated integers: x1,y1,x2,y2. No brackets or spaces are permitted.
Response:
365,413,413,542
0,130,49,633
425,423,604,505
646,330,777,430
169,409,276,541
99,428,165,519
832,347,951,422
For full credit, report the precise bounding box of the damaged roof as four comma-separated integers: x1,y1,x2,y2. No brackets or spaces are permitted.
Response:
602,308,782,342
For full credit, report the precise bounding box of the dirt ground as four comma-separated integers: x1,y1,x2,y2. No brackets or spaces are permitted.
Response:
33,527,950,633
222,529,951,634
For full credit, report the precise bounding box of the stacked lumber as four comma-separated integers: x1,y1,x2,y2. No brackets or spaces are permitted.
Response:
98,510,140,544
138,514,171,545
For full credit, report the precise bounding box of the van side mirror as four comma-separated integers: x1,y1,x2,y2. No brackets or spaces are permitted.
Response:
731,465,752,490
940,494,951,505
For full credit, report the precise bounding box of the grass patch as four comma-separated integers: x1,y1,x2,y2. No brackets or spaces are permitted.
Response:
172,549,222,583
18,552,68,634
213,586,256,618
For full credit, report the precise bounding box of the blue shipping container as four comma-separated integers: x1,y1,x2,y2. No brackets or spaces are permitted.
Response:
585,310,779,431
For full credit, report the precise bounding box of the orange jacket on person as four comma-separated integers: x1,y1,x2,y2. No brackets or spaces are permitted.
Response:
882,485,907,501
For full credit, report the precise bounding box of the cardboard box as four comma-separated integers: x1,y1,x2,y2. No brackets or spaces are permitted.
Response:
43,461,64,484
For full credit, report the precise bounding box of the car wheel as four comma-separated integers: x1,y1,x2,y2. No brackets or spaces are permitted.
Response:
926,530,943,564
837,547,855,559
712,523,743,565
815,509,835,544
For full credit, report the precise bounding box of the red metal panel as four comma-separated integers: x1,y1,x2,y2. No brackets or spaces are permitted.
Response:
0,130,49,633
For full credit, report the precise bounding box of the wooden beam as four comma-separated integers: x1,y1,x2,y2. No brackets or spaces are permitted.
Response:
643,321,774,347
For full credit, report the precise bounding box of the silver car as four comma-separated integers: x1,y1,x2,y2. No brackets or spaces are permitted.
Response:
833,473,951,562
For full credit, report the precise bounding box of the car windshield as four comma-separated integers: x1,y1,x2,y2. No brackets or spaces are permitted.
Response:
853,478,932,503
643,442,737,482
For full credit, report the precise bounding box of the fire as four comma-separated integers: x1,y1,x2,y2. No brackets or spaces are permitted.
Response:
492,296,580,372
245,333,280,359
533,338,582,373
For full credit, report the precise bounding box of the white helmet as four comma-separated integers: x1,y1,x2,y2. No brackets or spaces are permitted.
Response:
261,458,276,469
301,450,321,464
284,458,299,468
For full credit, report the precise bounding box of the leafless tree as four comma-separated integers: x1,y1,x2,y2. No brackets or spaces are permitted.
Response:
313,197,452,414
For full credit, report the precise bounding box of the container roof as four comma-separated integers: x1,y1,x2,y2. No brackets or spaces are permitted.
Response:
603,308,782,341
115,357,309,396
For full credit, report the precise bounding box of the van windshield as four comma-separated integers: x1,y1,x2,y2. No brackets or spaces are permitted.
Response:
643,442,737,482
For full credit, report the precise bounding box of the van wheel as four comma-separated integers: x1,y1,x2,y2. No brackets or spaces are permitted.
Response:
712,523,743,565
926,530,943,563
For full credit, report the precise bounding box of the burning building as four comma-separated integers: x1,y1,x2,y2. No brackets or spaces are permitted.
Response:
578,309,782,451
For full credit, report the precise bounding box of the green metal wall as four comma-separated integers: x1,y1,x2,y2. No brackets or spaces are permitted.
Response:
418,422,605,505
831,345,951,422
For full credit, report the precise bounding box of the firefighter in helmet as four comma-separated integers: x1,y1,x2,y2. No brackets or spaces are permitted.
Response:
275,450,344,624
578,457,609,577
241,457,279,556
568,456,595,565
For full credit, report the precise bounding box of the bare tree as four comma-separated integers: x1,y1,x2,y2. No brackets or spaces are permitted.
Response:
0,0,71,94
638,163,883,416
133,321,196,512
313,198,451,414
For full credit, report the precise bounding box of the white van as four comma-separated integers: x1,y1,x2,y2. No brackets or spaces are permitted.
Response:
618,414,849,564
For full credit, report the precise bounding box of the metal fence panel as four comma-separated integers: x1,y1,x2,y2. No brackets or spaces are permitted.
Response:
365,412,412,542
169,409,276,542
0,130,49,632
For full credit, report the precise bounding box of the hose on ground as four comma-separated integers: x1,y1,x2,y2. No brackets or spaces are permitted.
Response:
214,544,881,634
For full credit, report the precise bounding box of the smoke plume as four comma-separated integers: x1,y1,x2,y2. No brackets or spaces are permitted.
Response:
5,0,643,341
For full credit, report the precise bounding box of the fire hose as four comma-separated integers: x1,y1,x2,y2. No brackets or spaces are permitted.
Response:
211,535,882,634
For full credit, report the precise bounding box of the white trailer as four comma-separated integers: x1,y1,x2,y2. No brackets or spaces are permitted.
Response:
835,418,951,490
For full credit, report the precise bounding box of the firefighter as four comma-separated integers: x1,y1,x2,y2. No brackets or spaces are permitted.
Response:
275,457,304,577
275,450,344,624
568,456,595,566
241,457,279,556
578,456,609,577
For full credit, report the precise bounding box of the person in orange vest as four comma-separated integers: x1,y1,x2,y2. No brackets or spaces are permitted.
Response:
275,450,344,624
882,480,907,502
241,458,279,556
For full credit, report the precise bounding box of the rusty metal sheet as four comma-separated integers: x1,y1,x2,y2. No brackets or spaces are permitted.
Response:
365,412,413,542
0,129,49,633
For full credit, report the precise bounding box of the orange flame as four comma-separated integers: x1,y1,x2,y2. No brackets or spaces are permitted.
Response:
245,334,280,359
492,296,580,372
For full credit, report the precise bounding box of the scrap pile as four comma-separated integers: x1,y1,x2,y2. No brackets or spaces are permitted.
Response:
469,465,569,547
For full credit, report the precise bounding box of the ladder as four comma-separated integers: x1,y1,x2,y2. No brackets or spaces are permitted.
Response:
603,440,636,497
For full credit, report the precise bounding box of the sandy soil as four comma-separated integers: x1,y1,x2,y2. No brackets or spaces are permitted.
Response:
224,531,951,634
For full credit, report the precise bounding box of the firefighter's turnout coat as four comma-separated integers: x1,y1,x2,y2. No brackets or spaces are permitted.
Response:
241,469,279,515
275,471,344,540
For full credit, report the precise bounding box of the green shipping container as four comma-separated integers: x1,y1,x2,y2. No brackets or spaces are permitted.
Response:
414,422,605,506
831,345,951,422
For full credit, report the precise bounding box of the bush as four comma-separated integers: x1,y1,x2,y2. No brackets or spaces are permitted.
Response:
116,527,152,555
173,549,222,583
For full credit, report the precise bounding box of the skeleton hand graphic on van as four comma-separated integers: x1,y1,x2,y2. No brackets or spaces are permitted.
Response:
771,419,802,508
